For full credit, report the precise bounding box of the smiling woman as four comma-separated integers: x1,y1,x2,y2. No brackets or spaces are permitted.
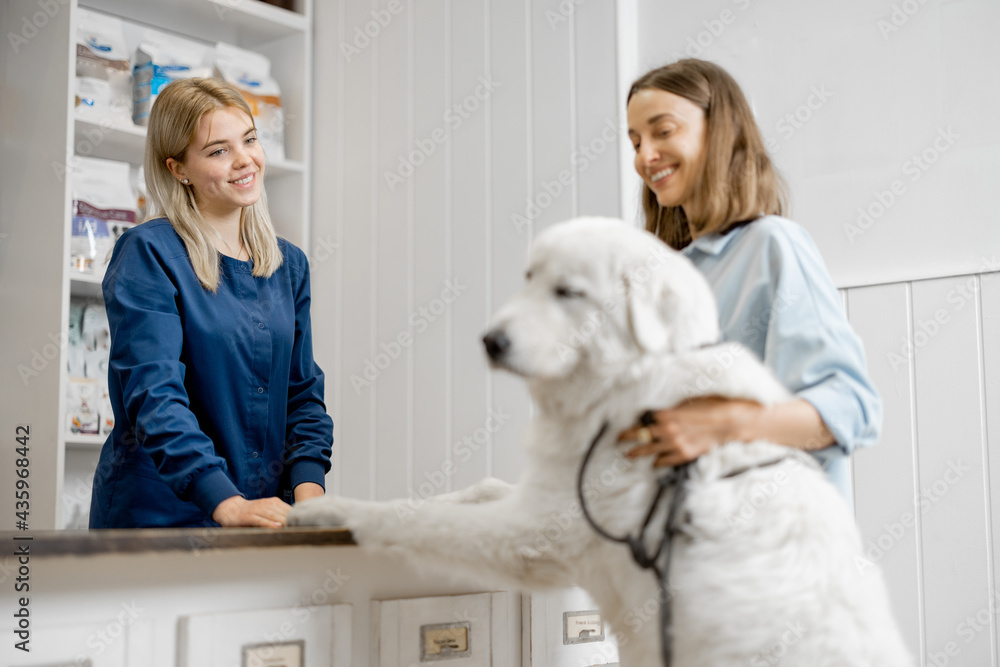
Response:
621,60,881,501
166,106,265,236
89,78,334,529
144,78,281,291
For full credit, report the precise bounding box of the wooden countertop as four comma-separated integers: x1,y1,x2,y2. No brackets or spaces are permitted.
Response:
1,527,355,557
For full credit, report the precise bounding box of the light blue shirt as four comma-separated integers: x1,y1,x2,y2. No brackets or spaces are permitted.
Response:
681,216,881,505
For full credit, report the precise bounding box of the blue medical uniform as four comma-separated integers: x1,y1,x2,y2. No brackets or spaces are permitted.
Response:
89,219,333,528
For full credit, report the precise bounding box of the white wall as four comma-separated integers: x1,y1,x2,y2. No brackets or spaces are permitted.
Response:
636,0,1000,288
634,1,1000,663
310,0,622,502
848,273,1000,665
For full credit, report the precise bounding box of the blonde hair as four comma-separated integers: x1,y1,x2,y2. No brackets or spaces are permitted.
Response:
627,59,788,250
144,77,282,290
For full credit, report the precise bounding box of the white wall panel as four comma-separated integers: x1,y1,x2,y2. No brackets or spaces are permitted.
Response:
337,0,378,500
983,271,1000,664
847,283,922,658
410,0,451,499
449,0,492,492
573,0,621,220
310,0,343,495
912,276,991,664
488,0,532,484
312,0,621,500
530,0,575,235
375,0,412,501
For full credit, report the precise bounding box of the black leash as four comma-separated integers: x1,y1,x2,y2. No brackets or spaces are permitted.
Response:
577,417,792,666
577,418,692,667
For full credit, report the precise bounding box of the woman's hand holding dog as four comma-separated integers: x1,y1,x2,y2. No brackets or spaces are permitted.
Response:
619,396,756,467
619,396,835,467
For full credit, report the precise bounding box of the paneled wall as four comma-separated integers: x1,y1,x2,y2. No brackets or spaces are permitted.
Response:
849,272,1000,664
312,1,1000,664
310,0,621,501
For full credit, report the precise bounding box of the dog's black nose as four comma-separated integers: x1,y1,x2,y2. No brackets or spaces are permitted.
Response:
483,330,510,360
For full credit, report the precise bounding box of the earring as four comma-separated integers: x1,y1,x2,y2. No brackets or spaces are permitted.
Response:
181,179,189,184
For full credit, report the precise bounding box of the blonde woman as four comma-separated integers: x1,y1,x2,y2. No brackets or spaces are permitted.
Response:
619,59,880,502
90,78,332,528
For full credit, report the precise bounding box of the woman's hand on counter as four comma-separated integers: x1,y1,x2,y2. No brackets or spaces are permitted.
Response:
211,495,292,528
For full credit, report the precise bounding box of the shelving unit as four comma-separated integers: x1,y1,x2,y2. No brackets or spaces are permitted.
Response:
0,0,313,529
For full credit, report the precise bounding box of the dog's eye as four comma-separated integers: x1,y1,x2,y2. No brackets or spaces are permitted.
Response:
555,286,584,299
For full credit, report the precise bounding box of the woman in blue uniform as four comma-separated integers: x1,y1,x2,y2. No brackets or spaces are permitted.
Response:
620,60,880,503
90,78,333,528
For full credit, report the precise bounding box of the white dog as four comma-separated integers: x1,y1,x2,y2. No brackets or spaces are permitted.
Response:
289,217,912,666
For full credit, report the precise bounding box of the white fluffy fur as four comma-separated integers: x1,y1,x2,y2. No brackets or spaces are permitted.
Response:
289,217,912,666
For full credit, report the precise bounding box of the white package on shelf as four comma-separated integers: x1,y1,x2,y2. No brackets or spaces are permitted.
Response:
69,156,137,275
214,41,287,162
75,8,132,127
132,28,213,126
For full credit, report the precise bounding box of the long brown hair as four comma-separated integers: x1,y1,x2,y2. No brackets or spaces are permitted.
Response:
627,59,787,250
145,77,282,291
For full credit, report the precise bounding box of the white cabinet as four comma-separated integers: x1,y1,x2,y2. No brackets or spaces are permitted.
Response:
371,592,516,667
179,603,352,667
524,588,620,666
0,0,313,529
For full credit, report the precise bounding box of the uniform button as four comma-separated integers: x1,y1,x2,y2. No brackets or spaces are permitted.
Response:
258,322,264,328
252,452,258,458
258,387,264,393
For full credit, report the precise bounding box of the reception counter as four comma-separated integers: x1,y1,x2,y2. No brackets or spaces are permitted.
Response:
10,526,355,556
0,527,526,667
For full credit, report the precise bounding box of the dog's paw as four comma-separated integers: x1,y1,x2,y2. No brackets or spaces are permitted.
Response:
437,477,515,504
286,496,353,528
468,476,515,502
287,496,398,548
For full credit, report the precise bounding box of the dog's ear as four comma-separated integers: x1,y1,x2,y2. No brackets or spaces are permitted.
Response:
625,275,671,353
